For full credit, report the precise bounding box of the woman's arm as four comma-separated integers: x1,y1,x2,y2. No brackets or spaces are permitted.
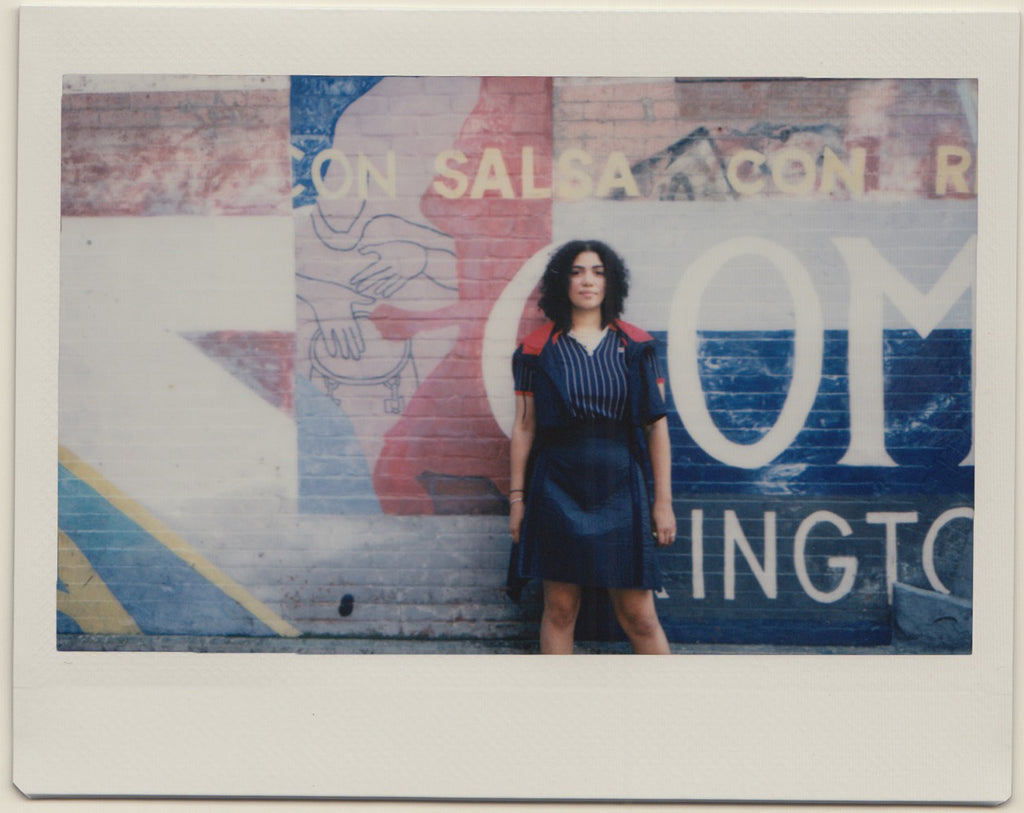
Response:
645,384,676,547
509,393,536,544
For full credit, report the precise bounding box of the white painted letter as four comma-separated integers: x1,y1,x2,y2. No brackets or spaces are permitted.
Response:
820,146,866,197
834,236,975,466
935,145,972,196
724,511,777,600
470,147,516,199
433,150,469,199
794,510,858,604
922,507,974,595
691,509,706,600
770,147,816,195
357,152,397,199
311,148,353,200
556,148,593,200
668,237,823,468
866,511,918,603
521,146,552,199
726,149,766,195
595,151,639,198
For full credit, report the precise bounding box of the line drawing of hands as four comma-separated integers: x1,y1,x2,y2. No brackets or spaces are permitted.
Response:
309,205,458,299
353,240,431,298
297,282,376,362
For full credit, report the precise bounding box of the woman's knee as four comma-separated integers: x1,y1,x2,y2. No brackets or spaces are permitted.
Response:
612,591,661,638
543,582,581,628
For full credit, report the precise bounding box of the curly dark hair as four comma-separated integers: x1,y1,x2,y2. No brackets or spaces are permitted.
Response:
537,239,630,331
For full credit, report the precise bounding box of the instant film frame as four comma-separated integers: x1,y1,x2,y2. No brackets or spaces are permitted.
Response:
14,5,1017,802
55,73,979,653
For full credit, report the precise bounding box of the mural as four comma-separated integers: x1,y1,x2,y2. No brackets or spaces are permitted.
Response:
58,76,975,649
291,76,552,515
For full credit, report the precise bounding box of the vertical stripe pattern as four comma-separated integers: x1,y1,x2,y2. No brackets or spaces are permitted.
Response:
552,331,629,420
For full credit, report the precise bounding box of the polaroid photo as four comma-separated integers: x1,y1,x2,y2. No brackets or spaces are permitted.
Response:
13,4,1017,803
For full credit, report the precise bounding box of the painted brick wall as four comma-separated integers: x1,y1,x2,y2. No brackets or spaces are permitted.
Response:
554,78,976,200
62,76,292,217
57,75,975,649
550,77,974,645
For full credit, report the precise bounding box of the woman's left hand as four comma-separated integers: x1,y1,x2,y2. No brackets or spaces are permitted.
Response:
651,498,677,547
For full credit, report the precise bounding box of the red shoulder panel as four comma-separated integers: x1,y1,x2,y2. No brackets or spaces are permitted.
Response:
520,322,556,356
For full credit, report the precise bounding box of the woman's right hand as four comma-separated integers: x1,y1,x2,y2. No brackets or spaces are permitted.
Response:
509,500,526,544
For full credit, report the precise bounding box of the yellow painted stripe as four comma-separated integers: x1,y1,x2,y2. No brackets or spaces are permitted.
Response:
58,530,143,635
58,446,302,638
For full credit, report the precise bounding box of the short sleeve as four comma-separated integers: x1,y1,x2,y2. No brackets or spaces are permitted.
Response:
512,346,535,395
639,344,667,424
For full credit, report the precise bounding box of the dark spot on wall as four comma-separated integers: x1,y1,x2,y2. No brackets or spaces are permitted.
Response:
416,471,507,515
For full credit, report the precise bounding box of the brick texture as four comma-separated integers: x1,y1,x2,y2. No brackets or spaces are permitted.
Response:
62,87,292,216
58,76,976,649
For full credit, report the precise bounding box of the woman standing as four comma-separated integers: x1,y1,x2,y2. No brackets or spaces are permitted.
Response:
508,240,676,654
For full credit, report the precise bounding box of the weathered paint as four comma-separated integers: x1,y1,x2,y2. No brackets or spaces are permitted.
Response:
58,76,975,649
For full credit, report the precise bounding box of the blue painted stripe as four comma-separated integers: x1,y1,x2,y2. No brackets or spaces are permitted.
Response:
575,588,893,646
290,75,384,209
655,329,973,496
57,612,84,635
658,618,893,647
296,374,382,514
58,465,279,637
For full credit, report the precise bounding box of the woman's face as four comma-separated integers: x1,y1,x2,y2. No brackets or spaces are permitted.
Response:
567,250,606,315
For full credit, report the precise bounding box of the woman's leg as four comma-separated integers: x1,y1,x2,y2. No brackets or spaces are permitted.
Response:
609,588,671,654
540,580,582,654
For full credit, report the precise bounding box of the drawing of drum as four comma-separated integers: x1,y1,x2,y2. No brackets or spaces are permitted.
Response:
308,319,415,415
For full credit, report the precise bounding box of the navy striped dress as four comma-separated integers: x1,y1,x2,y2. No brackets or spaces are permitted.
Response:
512,327,664,590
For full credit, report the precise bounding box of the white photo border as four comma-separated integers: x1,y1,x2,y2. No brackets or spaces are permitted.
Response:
14,5,1017,802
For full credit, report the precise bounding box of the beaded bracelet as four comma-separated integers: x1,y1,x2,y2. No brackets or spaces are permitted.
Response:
509,497,524,505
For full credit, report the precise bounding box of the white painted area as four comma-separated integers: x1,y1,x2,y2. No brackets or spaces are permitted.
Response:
59,216,298,506
555,199,976,332
482,244,552,438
